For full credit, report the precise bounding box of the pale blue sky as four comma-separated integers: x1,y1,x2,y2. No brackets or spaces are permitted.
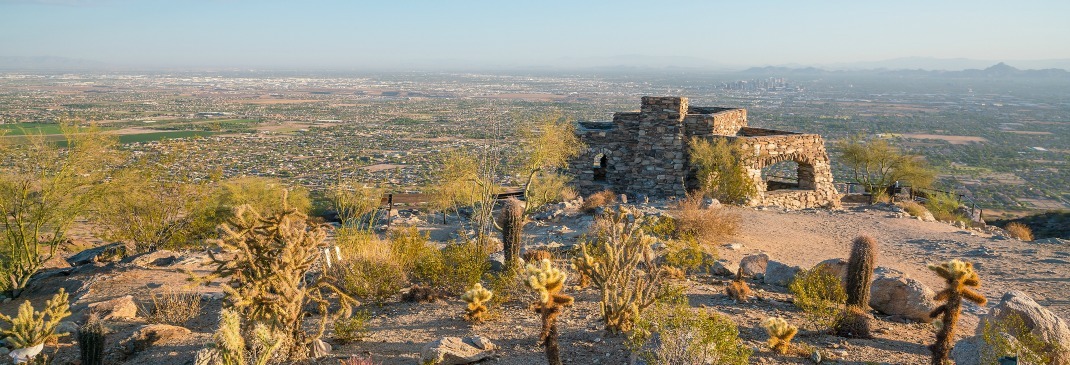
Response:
2,0,1069,70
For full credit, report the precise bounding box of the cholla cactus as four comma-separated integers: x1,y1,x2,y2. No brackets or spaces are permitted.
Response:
461,283,493,322
928,259,987,365
202,192,358,360
761,317,798,355
526,259,573,365
0,288,72,350
572,206,673,333
213,309,246,365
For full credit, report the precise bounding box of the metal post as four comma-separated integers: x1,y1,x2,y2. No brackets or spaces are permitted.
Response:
387,193,394,228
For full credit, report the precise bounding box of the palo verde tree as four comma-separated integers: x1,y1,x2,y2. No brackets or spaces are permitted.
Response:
688,137,757,205
327,178,382,229
837,135,935,194
0,124,119,295
94,144,218,253
513,113,583,216
428,148,502,242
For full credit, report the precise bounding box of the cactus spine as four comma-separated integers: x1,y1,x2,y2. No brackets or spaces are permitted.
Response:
928,259,987,365
461,283,493,322
78,316,107,365
499,197,525,269
761,317,798,354
526,259,573,365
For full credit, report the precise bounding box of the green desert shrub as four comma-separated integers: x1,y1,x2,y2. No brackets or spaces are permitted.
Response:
333,310,372,344
899,200,929,217
627,303,751,365
925,191,966,223
789,266,847,329
663,237,712,274
981,313,1062,364
338,257,408,305
688,137,757,205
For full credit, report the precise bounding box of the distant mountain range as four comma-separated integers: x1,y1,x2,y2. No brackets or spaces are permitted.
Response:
740,62,1070,79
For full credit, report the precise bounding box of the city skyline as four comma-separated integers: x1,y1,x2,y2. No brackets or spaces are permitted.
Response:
2,0,1070,70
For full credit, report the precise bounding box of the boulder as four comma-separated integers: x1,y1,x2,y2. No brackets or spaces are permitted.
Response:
983,291,1070,363
311,338,332,358
739,253,769,279
88,295,139,320
421,336,497,365
120,324,193,354
708,259,738,277
814,258,848,284
868,268,938,323
764,260,801,287
66,242,129,266
952,333,1038,365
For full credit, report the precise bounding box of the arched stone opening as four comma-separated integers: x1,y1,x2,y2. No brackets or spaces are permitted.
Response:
759,154,817,192
593,153,608,182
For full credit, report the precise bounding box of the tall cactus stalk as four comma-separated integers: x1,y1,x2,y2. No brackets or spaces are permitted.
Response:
845,235,877,308
928,259,987,365
499,198,525,269
78,316,107,365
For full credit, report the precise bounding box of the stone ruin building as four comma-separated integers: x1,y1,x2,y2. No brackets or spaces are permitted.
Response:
567,96,840,209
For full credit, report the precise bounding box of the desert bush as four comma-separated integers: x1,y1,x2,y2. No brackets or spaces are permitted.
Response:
142,289,202,326
981,313,1061,365
669,194,739,247
627,303,751,365
929,259,987,365
725,268,752,302
789,266,847,329
203,194,357,360
900,201,929,217
402,285,445,303
1004,222,1034,241
524,172,575,212
486,266,531,307
338,256,408,305
640,215,677,240
436,239,492,293
573,206,682,333
925,191,966,223
213,176,312,218
328,180,382,228
581,190,616,213
0,289,72,353
688,137,758,205
333,310,372,344
663,237,712,274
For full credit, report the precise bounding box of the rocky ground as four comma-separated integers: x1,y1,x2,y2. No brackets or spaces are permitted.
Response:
2,199,1068,365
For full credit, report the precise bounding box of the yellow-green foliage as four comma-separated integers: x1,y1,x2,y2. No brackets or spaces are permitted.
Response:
436,239,492,293
0,288,72,349
338,256,408,305
627,303,751,365
981,313,1061,365
688,137,757,205
525,172,576,212
328,180,382,228
461,283,493,322
837,135,936,193
761,317,799,355
333,310,372,344
212,309,246,365
928,259,986,365
789,266,847,329
215,176,312,217
573,206,679,333
925,191,966,223
204,194,357,360
900,201,929,218
663,237,712,274
1004,222,1034,241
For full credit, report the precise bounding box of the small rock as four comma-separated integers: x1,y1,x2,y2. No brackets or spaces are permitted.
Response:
421,336,497,365
88,295,139,320
120,324,193,355
56,321,78,335
740,253,769,279
311,338,331,358
708,259,739,277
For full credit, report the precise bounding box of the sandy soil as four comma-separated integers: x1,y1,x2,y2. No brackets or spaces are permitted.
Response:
3,201,1067,364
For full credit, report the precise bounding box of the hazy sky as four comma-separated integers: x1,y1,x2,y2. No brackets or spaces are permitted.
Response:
2,0,1069,70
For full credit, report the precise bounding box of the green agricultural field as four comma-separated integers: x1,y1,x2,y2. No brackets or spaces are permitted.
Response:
0,123,68,135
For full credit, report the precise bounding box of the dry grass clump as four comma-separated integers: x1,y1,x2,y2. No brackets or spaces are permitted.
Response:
142,289,202,326
1004,222,1034,241
402,285,445,303
523,249,553,263
581,190,616,213
725,268,752,302
670,194,740,247
900,200,929,218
